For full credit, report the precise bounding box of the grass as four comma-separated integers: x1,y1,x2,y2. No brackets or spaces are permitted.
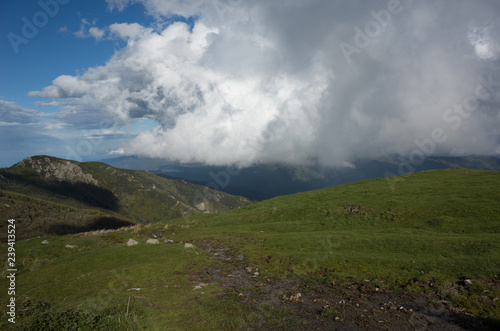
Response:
0,168,499,329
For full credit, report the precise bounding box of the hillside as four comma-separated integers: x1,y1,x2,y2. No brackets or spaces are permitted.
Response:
1,168,498,329
0,156,251,239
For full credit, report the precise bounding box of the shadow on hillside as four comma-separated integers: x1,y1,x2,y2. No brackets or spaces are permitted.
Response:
0,170,120,211
48,217,134,235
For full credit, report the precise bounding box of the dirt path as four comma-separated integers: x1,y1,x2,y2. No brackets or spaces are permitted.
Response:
199,245,490,330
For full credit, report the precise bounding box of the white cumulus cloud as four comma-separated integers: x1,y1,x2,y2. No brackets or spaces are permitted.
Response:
29,0,500,166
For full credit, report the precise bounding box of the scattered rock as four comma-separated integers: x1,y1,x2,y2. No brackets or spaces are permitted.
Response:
346,205,360,214
464,279,473,286
146,239,159,245
127,288,141,291
41,240,49,245
288,293,303,303
164,239,174,243
65,244,77,249
194,285,203,290
126,239,139,246
184,243,196,249
196,202,206,211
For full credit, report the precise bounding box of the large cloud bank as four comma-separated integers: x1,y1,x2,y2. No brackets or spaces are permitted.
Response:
30,0,500,166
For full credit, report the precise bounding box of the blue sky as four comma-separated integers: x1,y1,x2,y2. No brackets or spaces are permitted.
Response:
1,0,500,167
0,0,171,166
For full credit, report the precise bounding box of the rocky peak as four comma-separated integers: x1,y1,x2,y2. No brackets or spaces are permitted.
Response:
15,156,98,186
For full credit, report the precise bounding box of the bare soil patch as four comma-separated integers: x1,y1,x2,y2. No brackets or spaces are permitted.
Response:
198,245,494,330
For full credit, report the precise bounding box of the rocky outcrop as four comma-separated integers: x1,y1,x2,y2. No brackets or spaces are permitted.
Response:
16,156,98,185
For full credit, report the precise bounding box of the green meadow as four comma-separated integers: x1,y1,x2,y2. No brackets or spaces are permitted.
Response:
1,168,499,329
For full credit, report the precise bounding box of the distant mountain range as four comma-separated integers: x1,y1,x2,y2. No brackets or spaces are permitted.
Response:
0,156,250,239
102,154,500,200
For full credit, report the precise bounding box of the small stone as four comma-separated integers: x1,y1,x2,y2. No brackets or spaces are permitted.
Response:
184,243,195,249
289,293,302,302
164,239,174,243
41,240,49,245
194,286,202,290
65,244,77,249
127,288,141,291
146,239,159,244
126,239,139,246
464,279,473,286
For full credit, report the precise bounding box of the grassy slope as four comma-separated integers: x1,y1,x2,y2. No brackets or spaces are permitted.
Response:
1,168,499,329
0,156,250,239
180,168,500,283
0,190,133,239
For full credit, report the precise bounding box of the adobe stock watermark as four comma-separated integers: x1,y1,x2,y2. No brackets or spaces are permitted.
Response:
6,219,17,324
210,0,243,22
340,0,404,64
65,118,117,162
185,117,286,215
180,164,242,226
7,0,71,54
384,70,500,191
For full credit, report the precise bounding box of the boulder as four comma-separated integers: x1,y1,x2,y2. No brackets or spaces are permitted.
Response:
126,239,139,246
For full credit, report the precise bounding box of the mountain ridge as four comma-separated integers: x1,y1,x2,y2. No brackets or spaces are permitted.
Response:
0,155,251,239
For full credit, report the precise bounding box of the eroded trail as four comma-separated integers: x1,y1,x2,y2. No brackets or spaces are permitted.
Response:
198,245,490,330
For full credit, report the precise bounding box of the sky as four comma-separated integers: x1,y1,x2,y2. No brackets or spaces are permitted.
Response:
1,0,500,168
